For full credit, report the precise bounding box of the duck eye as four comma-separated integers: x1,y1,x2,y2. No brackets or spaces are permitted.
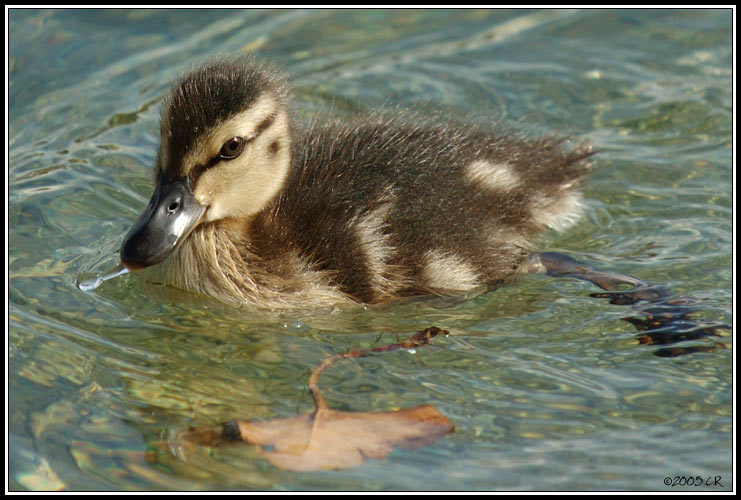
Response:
220,137,245,160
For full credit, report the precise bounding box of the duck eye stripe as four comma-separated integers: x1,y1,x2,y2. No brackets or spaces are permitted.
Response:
206,155,222,168
189,154,221,186
253,112,276,138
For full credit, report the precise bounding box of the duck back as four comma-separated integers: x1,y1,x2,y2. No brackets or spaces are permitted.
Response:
245,112,593,304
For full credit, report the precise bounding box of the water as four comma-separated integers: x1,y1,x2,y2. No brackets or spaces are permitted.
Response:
8,9,733,491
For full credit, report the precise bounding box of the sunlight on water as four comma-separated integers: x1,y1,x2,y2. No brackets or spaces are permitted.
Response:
8,8,732,492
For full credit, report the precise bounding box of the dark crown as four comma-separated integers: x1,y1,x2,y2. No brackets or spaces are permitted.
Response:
160,56,287,178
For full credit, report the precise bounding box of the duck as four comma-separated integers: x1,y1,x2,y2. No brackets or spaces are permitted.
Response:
119,55,593,309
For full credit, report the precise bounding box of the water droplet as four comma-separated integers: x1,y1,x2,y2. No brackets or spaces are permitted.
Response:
78,276,103,291
77,263,130,291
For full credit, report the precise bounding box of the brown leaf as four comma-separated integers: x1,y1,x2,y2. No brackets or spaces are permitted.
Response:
235,404,453,472
177,327,455,471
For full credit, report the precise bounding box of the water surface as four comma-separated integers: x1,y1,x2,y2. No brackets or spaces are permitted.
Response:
8,8,733,491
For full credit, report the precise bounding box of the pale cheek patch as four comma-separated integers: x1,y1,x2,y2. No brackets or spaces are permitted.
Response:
530,190,584,231
465,160,521,192
197,155,286,222
422,250,480,291
193,112,291,222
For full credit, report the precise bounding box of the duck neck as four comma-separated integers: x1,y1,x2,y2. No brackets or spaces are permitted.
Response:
146,222,259,307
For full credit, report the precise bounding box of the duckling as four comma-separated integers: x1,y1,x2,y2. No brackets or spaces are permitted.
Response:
120,55,593,309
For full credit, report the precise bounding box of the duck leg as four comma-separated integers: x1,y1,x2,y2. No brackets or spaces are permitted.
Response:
522,252,730,357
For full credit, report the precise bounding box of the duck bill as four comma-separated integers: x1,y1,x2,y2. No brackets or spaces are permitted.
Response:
120,175,206,271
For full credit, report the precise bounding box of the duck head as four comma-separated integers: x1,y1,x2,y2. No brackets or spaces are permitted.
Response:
120,57,291,271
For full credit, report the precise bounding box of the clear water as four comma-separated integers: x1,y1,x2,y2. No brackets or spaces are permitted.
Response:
8,8,733,491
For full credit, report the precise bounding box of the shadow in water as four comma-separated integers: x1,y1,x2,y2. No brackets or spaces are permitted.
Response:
526,252,730,357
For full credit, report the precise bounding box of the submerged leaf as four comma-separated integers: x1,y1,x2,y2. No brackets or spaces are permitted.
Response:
181,404,453,472
177,327,455,471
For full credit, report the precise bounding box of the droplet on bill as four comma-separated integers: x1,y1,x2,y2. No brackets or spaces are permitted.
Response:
78,264,130,291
